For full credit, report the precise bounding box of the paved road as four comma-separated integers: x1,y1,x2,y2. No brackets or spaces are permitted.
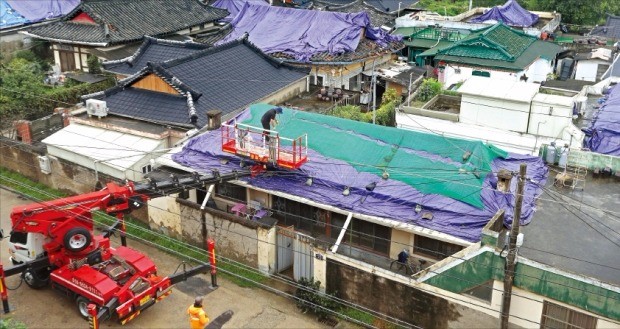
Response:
1,188,325,329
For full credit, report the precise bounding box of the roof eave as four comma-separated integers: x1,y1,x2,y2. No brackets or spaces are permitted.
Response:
20,31,109,47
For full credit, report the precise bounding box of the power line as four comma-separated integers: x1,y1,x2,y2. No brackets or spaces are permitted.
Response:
2,169,618,304
1,180,543,327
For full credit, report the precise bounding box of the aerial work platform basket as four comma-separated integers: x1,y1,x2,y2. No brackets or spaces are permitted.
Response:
221,122,308,169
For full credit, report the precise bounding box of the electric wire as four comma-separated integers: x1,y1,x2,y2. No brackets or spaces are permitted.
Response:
1,181,542,327
3,172,618,305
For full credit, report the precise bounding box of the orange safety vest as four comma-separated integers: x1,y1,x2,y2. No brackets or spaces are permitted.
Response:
187,305,209,329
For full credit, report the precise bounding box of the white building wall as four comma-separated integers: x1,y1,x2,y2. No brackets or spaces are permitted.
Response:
524,58,553,83
574,60,607,82
257,226,277,274
443,65,522,88
460,95,531,133
528,99,574,139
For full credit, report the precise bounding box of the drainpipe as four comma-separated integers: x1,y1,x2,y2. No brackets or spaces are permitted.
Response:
533,121,547,154
330,212,353,253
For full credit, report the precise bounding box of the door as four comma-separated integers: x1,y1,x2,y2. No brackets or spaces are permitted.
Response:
276,225,294,273
293,232,314,281
58,51,75,72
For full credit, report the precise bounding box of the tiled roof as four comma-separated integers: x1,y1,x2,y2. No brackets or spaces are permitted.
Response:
84,38,309,128
590,14,620,40
430,23,561,71
270,38,405,64
314,0,417,15
313,0,397,27
102,37,210,76
25,0,228,46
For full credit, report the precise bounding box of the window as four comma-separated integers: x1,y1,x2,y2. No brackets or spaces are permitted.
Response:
141,164,152,174
414,235,463,260
472,70,491,77
331,216,390,255
10,232,28,244
272,195,317,233
215,182,246,202
463,280,493,302
541,301,597,329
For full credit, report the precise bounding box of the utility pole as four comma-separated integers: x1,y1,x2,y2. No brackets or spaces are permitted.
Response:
371,59,377,125
500,163,527,329
408,71,413,107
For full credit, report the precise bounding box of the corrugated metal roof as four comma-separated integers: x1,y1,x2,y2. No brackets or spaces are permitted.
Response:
42,123,162,172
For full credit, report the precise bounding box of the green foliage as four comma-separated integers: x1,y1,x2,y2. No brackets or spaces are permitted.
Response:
295,277,338,319
87,55,102,74
14,50,38,63
418,0,617,25
331,105,371,122
1,76,115,120
417,78,442,102
0,318,27,329
0,58,45,105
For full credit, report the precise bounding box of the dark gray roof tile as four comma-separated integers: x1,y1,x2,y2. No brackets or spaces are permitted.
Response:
26,0,228,45
88,39,309,128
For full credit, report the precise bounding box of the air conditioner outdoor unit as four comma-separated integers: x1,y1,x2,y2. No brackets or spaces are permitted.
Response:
38,155,51,174
86,99,108,118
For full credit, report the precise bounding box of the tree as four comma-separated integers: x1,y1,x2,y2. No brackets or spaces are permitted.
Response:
0,58,45,102
87,55,102,74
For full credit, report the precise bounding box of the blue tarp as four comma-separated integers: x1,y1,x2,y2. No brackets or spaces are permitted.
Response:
1,0,78,28
469,0,538,27
211,0,268,23
1,0,27,28
171,104,548,242
216,2,402,62
583,84,620,156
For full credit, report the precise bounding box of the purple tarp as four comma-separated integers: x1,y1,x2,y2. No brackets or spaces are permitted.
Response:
216,2,401,62
171,108,548,242
211,0,268,23
6,0,78,23
583,84,620,156
469,0,538,27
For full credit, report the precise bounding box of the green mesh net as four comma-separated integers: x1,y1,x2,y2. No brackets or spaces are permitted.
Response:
242,104,508,208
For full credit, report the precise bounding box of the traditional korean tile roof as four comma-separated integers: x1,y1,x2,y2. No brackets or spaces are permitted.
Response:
23,0,228,46
82,38,309,128
102,36,210,76
429,23,561,71
590,14,620,40
313,0,398,27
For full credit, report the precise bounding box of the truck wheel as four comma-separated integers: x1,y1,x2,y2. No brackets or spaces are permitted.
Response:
64,227,92,252
23,268,49,289
76,296,93,319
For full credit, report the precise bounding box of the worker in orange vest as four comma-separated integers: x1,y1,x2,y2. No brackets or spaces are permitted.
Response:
188,296,209,329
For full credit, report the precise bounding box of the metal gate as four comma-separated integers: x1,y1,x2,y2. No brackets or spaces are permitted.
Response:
276,226,314,280
293,232,314,281
276,226,294,273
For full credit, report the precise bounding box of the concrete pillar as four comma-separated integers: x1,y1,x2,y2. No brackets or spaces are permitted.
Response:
206,110,222,130
257,226,277,275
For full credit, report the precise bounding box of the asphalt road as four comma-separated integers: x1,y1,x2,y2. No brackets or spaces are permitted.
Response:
0,188,325,329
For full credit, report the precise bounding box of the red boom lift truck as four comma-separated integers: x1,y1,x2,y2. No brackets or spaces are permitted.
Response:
1,170,248,324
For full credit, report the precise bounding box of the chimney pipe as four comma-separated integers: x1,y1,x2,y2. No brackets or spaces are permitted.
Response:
206,110,222,130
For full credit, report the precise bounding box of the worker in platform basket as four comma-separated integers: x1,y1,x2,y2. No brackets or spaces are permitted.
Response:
188,296,209,329
261,106,283,142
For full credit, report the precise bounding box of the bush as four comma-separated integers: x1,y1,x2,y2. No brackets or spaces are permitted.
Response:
295,277,338,319
417,78,442,102
87,55,102,74
331,105,371,122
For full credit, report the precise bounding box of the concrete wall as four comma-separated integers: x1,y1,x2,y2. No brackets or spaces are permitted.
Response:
259,77,308,106
460,94,530,133
149,198,267,267
574,60,606,82
326,257,500,328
